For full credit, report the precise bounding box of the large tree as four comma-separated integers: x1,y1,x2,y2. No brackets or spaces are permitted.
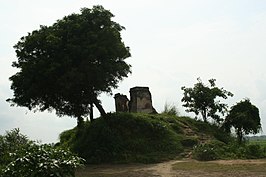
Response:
223,99,261,144
7,6,131,126
181,78,233,123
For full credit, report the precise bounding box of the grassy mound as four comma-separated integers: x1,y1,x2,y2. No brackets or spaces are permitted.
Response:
60,113,230,164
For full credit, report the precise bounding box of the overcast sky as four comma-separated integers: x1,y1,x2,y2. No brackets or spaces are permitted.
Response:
1,0,266,143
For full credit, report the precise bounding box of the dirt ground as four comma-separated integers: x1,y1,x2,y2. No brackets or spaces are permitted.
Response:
76,159,266,177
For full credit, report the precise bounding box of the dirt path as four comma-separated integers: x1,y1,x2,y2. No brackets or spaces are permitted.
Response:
76,159,266,177
147,160,180,177
76,160,179,177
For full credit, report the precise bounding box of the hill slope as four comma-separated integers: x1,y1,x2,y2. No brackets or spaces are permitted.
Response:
60,113,230,163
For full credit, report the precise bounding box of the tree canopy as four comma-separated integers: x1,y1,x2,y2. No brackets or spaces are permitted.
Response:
7,6,131,126
223,99,261,144
181,78,233,123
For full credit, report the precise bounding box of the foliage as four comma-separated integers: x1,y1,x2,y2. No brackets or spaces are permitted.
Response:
245,144,265,159
0,128,30,165
59,112,264,164
180,137,198,147
223,99,261,144
228,142,266,159
247,135,266,141
0,129,84,176
7,5,131,125
1,143,84,177
60,113,184,164
59,113,235,164
248,138,266,147
181,78,233,123
177,116,232,144
192,139,266,161
162,102,179,116
192,141,225,161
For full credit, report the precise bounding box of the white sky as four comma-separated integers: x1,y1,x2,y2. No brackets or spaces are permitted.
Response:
1,0,266,143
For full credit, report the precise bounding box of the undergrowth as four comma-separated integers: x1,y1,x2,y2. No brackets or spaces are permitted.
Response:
60,113,230,164
60,112,266,163
192,140,266,161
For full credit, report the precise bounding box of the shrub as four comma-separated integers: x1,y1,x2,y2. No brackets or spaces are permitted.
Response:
246,144,264,159
192,140,266,161
59,128,77,149
225,141,249,159
193,144,219,161
192,141,225,161
1,143,84,177
0,128,30,165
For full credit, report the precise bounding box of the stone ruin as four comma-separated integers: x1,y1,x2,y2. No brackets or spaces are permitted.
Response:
114,87,157,114
114,93,129,112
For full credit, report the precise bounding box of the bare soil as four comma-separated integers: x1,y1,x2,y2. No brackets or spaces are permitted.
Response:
76,159,266,177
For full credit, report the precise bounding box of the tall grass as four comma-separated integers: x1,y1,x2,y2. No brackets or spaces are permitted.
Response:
60,113,185,164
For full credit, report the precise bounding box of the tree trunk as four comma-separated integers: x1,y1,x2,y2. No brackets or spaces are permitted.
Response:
237,128,243,144
93,98,107,118
201,109,207,123
89,103,94,121
77,116,84,128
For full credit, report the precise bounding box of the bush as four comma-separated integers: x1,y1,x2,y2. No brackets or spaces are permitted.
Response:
246,144,264,159
59,128,77,149
0,129,84,177
192,140,266,161
193,144,219,161
1,143,84,177
192,141,225,161
221,141,266,159
0,128,30,165
220,142,245,159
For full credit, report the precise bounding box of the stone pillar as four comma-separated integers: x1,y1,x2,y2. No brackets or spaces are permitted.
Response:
114,93,129,112
129,87,155,113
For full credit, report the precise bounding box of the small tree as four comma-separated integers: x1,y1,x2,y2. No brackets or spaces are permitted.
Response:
7,6,131,126
181,78,233,123
223,99,261,144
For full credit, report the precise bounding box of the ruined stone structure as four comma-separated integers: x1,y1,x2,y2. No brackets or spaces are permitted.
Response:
114,87,156,114
129,87,153,113
114,93,129,112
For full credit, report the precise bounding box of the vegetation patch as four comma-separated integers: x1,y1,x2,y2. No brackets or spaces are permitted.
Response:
0,129,83,177
60,113,184,163
192,140,266,161
60,112,232,164
173,160,266,173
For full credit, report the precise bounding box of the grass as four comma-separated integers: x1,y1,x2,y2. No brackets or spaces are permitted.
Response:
60,112,230,164
173,160,266,172
60,112,266,164
60,113,187,163
75,159,266,177
248,139,266,146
